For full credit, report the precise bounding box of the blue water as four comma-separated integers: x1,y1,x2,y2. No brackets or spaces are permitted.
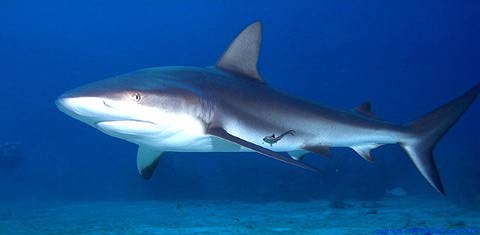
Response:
1,1,479,233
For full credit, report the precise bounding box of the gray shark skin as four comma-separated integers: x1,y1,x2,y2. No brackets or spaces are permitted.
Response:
56,22,479,194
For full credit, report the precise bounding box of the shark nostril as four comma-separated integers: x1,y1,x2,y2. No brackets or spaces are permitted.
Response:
103,100,113,108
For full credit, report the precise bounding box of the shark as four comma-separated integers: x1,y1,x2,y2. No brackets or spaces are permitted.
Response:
56,21,479,195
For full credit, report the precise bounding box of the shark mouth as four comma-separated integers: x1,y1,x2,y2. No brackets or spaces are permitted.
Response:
95,120,157,135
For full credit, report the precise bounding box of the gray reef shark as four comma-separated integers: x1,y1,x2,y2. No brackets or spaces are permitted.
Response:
56,22,479,195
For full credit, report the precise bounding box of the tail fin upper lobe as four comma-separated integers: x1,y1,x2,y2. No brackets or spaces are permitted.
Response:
401,82,480,195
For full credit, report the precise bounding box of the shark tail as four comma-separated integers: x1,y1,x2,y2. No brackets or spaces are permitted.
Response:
400,82,479,195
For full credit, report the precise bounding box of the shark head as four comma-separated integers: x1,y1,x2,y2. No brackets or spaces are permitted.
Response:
56,68,209,147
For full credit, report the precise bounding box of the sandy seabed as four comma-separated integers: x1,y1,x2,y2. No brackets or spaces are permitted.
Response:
0,196,479,235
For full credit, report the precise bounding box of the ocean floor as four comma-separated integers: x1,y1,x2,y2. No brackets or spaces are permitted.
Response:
0,196,479,235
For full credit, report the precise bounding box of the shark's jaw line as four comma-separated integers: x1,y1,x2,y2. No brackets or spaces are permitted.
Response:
95,120,155,126
95,120,158,135
56,21,479,194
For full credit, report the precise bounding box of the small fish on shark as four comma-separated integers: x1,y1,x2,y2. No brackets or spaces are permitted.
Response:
56,21,479,195
263,130,296,146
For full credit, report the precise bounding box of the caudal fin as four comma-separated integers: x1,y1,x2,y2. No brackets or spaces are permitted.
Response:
401,82,480,195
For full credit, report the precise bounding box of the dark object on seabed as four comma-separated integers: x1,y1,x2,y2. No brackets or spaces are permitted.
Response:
366,208,378,215
328,200,354,209
0,143,22,173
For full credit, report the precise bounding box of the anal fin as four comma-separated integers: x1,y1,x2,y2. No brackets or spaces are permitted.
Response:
352,144,381,163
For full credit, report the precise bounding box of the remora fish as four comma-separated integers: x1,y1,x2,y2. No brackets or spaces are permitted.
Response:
56,22,479,194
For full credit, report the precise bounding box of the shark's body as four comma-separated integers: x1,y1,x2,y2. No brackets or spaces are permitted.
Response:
57,22,479,194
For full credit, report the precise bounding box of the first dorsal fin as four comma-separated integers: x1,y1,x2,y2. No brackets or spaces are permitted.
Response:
216,21,263,82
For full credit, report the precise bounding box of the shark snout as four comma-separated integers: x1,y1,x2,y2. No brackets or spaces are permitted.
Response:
55,93,78,115
55,90,151,128
55,92,116,123
55,80,118,113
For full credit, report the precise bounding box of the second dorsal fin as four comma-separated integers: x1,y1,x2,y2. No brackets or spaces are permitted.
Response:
354,102,377,119
216,21,263,82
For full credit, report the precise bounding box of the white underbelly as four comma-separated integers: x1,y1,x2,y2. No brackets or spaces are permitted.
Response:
101,118,301,152
144,134,253,152
142,130,300,153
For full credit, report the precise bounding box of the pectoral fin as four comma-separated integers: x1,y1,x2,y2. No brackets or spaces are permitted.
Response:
137,146,164,179
207,127,319,173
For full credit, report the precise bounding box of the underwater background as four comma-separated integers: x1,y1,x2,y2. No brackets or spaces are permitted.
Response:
1,1,479,234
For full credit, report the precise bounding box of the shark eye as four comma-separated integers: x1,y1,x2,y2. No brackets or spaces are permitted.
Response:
132,92,142,103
